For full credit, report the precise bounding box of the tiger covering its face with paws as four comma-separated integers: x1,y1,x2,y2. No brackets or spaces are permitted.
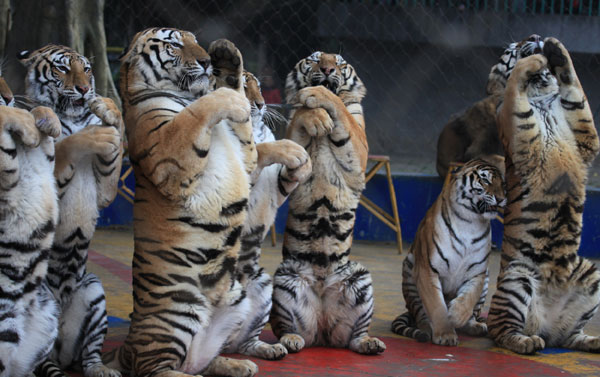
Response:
221,71,311,361
270,52,385,355
19,45,124,377
487,38,600,354
0,75,61,377
102,28,259,377
392,159,505,345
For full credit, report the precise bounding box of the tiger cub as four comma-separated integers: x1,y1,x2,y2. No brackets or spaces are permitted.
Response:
18,45,123,377
270,52,385,355
0,75,62,377
392,159,505,345
223,71,311,360
487,38,600,354
103,28,258,377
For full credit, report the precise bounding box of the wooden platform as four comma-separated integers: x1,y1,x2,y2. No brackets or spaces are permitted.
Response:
85,228,600,377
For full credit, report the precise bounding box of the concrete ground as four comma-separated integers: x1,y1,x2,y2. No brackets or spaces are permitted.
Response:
88,227,600,377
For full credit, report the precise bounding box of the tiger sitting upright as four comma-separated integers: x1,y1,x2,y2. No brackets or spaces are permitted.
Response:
0,75,62,377
103,28,258,377
270,52,385,355
487,38,600,354
222,71,311,360
392,159,505,345
18,45,124,377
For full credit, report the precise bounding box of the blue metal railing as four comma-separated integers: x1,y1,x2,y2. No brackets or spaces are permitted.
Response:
348,0,600,15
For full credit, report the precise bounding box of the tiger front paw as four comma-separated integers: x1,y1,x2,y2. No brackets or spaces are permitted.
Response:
209,39,243,90
89,96,123,129
30,106,61,138
295,107,334,137
512,54,548,83
78,125,121,157
432,328,458,346
207,87,251,124
295,86,340,116
0,107,40,147
280,333,305,353
543,37,574,84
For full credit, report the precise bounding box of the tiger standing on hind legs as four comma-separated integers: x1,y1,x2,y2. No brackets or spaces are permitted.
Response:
487,37,600,354
18,45,124,377
102,28,258,377
0,75,62,377
222,71,312,361
270,52,386,355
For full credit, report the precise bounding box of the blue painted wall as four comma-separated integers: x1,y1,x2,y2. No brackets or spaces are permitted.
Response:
99,166,600,258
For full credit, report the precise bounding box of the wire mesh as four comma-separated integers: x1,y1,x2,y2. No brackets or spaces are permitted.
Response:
104,0,600,181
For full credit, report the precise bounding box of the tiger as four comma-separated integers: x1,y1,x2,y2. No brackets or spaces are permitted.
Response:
18,45,124,377
436,34,544,178
391,158,506,345
102,28,259,377
487,37,600,354
269,51,386,355
221,71,311,360
0,74,62,377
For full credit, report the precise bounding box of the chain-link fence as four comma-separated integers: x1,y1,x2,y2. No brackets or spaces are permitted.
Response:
103,0,600,181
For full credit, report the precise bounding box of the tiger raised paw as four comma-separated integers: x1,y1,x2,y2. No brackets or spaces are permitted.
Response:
392,159,505,346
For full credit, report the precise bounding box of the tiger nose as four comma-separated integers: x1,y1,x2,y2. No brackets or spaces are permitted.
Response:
256,102,265,110
197,58,210,70
320,66,333,75
1,94,12,104
75,85,90,95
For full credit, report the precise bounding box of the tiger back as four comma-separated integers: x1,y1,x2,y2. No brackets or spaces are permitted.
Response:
102,28,260,377
392,159,505,346
0,75,62,377
19,44,124,377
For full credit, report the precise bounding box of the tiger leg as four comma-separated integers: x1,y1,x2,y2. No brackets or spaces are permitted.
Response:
225,270,287,360
53,273,119,377
1,286,59,377
393,254,431,342
487,261,545,354
449,272,488,337
324,261,385,354
557,258,600,352
543,37,599,163
459,272,489,337
415,261,457,346
270,259,319,353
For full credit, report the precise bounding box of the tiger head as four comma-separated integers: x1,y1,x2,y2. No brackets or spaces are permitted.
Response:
0,74,14,107
452,158,506,220
18,45,94,118
486,34,544,96
243,71,266,123
120,27,214,98
285,51,366,105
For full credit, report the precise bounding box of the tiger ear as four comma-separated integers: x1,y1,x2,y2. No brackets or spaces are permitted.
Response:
17,50,34,67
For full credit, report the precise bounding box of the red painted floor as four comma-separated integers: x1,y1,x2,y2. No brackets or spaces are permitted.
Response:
75,229,600,377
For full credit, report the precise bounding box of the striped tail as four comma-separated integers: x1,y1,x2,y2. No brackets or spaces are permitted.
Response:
391,312,430,342
35,360,66,377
